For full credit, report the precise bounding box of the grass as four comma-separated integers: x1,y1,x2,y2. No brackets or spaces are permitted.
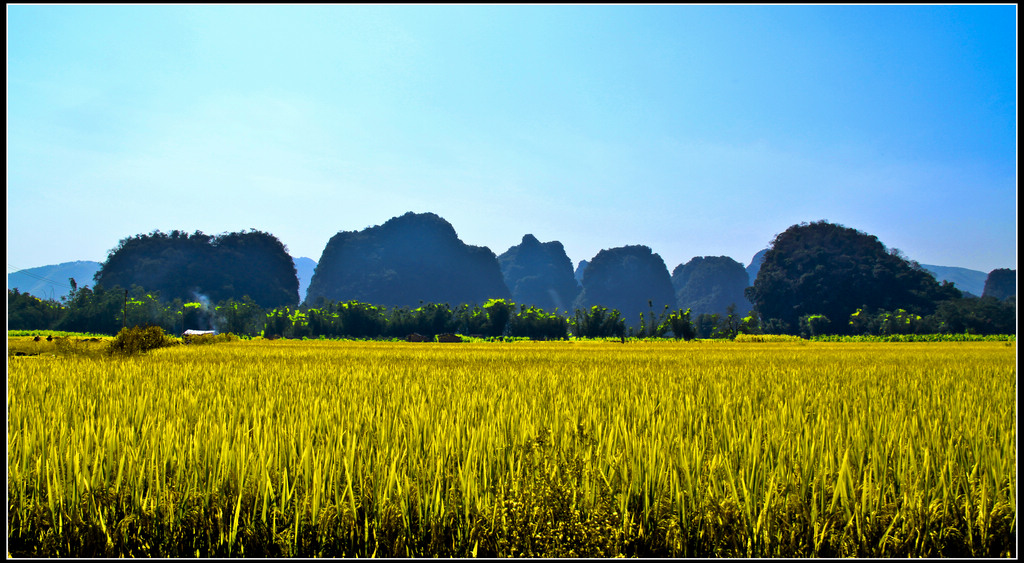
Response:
7,339,1017,557
7,334,112,358
7,330,110,338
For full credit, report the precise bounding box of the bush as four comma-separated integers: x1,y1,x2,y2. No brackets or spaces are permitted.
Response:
182,332,239,345
733,334,805,343
107,325,174,356
799,314,832,338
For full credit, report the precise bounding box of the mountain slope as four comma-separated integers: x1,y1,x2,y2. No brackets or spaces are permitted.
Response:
9,257,318,303
920,264,987,297
7,261,101,301
574,245,675,330
497,234,580,312
95,229,299,309
746,248,987,297
304,212,510,308
672,256,752,316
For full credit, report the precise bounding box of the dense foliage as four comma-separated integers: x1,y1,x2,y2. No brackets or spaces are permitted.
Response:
265,299,571,340
8,282,1015,340
7,288,64,330
95,229,299,309
671,256,752,316
107,325,175,356
497,234,580,313
746,221,963,334
304,212,510,308
574,245,676,331
982,268,1016,301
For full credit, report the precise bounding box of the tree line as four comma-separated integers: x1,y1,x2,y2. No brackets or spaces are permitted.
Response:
7,279,1014,339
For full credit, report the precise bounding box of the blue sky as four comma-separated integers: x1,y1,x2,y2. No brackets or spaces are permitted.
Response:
7,5,1017,278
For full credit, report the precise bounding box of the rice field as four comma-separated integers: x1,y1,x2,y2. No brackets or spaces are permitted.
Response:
7,339,1017,557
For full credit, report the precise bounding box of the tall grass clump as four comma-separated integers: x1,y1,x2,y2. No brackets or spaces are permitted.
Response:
106,325,174,356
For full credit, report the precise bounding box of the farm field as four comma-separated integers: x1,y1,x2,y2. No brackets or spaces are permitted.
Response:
7,338,1017,557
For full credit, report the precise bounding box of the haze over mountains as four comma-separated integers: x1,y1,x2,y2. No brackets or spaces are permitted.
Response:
7,212,1006,309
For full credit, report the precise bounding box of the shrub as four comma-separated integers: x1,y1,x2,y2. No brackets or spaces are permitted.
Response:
798,314,831,338
182,332,239,345
107,325,174,356
733,334,804,343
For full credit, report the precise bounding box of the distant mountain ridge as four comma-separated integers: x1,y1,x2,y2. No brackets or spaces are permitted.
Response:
95,229,300,309
575,245,676,330
497,234,580,313
672,256,752,316
8,218,1003,311
919,265,988,297
303,212,510,308
744,249,989,297
7,261,101,301
8,255,998,305
9,257,319,303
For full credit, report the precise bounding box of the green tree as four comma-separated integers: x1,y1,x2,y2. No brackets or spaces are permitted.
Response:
746,221,961,334
926,297,1015,335
409,302,455,337
695,313,719,339
263,307,291,338
55,280,124,335
713,303,742,339
483,299,513,337
982,268,1016,301
7,289,63,330
634,302,670,338
798,314,832,338
571,306,626,339
737,310,762,335
452,304,490,336
509,304,570,340
216,296,265,336
95,229,299,309
666,308,697,341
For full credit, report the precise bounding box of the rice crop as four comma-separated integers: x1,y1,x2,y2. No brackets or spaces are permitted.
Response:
7,339,1016,557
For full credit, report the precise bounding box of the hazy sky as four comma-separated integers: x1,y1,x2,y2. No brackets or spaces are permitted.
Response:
7,4,1017,278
